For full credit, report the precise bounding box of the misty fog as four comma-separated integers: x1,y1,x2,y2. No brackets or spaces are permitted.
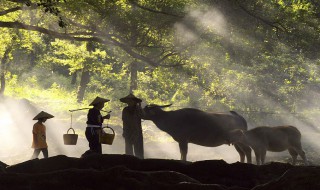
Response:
1,95,320,166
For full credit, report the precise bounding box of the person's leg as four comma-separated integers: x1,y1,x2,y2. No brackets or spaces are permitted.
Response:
134,134,144,159
92,128,102,154
94,138,102,154
31,149,41,159
85,127,95,151
42,148,48,158
125,139,134,156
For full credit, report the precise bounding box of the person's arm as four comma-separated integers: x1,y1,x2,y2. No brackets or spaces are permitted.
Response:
102,114,110,120
136,103,142,118
88,109,104,125
32,125,38,145
122,108,128,137
122,107,131,124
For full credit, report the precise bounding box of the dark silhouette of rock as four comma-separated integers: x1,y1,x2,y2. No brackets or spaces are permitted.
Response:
1,154,320,190
252,167,320,190
0,160,7,169
80,149,101,158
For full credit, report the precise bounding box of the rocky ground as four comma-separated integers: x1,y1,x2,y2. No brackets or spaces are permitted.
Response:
1,153,320,190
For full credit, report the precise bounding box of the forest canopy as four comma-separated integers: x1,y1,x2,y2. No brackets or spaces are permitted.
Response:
0,0,320,126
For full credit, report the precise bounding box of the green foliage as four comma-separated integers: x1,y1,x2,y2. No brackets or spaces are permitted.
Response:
1,0,320,130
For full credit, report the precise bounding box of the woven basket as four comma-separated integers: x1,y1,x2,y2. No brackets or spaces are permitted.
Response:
63,128,78,145
99,126,115,145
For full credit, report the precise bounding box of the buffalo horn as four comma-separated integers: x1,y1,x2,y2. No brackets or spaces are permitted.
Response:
147,103,172,108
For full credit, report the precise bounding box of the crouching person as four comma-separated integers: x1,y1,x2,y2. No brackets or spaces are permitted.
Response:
229,125,308,165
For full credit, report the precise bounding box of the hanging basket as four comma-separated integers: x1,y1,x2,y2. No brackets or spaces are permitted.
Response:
63,128,78,145
99,126,115,145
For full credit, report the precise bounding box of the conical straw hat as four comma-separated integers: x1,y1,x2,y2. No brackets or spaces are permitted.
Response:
120,93,142,103
33,111,54,120
89,96,110,106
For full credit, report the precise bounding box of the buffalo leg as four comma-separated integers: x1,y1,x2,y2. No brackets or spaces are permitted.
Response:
297,149,307,165
253,149,261,165
294,144,308,165
234,144,245,163
179,142,188,161
288,148,298,165
234,143,252,163
242,144,252,163
260,149,267,165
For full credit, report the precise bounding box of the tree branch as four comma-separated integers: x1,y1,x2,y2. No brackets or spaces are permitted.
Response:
0,7,22,16
235,0,288,32
0,18,178,68
7,0,30,3
129,0,184,18
160,62,185,68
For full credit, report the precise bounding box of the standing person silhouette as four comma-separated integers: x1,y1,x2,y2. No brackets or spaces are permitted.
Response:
31,111,54,159
85,96,110,154
120,93,144,159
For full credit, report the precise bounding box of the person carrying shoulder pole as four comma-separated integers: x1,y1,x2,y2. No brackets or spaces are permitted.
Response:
85,96,110,154
31,111,54,159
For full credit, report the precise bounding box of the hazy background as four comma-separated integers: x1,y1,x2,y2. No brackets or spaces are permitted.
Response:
1,96,320,166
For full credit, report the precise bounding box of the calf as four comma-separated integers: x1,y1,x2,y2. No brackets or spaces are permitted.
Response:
229,125,307,165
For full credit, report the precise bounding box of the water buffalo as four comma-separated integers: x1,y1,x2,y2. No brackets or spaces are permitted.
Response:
228,125,308,165
141,104,252,163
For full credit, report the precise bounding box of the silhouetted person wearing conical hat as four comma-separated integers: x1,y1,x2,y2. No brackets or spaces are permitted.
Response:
120,93,144,159
31,111,54,159
85,96,110,154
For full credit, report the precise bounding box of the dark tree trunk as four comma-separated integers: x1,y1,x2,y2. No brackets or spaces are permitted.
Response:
0,48,11,96
71,71,77,85
29,10,36,67
129,61,138,93
76,42,96,103
30,50,36,66
77,69,90,103
0,74,5,96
